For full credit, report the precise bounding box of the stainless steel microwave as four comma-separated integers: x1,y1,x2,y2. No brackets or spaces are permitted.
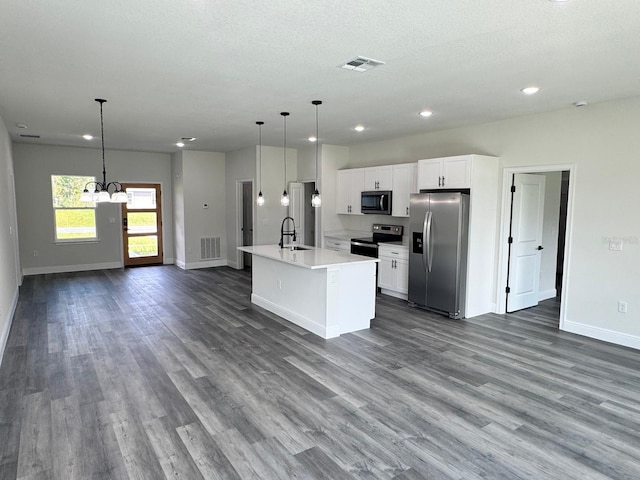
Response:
361,190,392,214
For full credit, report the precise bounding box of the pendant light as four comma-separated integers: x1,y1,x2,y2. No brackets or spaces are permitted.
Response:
311,100,322,207
280,112,290,207
256,121,265,206
80,99,127,203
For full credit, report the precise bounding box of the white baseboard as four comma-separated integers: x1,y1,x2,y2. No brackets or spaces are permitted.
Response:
0,286,19,366
184,259,228,270
379,288,408,300
251,293,336,339
538,288,557,302
23,261,123,276
227,260,239,270
563,320,640,351
174,259,186,269
163,257,174,265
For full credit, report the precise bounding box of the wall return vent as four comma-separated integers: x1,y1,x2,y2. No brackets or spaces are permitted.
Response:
200,237,221,260
339,56,385,72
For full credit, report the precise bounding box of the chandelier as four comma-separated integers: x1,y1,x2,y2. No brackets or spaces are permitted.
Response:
80,99,127,203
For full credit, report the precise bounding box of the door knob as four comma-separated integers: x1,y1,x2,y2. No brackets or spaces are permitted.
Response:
537,245,544,250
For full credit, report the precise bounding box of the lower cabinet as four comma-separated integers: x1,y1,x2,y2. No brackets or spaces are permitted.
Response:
378,244,409,299
324,237,351,252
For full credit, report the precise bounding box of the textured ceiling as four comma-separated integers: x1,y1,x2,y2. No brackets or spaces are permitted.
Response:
1,0,640,154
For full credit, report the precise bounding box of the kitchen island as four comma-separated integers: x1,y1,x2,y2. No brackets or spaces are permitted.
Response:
238,245,378,339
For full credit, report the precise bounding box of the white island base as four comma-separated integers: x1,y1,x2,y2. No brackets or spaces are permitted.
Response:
240,246,378,339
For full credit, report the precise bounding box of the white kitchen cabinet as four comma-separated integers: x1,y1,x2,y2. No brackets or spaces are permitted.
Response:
336,168,364,214
417,155,471,190
391,163,417,217
324,237,351,252
378,244,409,299
364,166,392,191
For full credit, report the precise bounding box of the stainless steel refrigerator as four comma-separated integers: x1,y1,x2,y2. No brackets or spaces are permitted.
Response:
408,191,469,319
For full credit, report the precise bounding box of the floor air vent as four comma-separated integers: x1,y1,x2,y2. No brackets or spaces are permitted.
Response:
200,237,221,260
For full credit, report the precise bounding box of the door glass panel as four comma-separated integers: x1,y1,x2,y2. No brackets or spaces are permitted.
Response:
127,212,157,234
127,188,156,209
128,236,159,258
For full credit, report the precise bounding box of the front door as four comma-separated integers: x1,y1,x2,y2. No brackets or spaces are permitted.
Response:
506,174,546,312
121,183,163,266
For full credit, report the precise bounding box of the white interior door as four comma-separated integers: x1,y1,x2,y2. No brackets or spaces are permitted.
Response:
289,182,304,245
507,174,546,312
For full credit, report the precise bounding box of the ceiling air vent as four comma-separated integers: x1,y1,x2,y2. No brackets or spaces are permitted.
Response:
19,134,40,138
339,56,385,72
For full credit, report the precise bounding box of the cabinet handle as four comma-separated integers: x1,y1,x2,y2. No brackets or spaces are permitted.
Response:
442,176,445,186
438,176,441,187
406,206,409,215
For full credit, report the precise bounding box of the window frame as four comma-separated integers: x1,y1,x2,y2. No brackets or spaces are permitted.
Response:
51,174,99,243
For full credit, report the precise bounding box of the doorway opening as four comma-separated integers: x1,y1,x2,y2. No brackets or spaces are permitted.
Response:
121,183,164,267
497,164,574,330
236,179,254,270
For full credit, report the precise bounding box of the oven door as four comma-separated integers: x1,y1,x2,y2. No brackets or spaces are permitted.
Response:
351,241,379,258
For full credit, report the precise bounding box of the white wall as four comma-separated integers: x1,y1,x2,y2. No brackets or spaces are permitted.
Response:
180,150,226,269
13,144,174,274
226,145,298,268
0,115,20,364
318,144,350,236
345,97,640,349
171,151,185,267
225,146,255,269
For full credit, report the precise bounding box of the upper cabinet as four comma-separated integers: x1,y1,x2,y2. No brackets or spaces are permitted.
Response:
417,155,471,190
391,163,417,217
336,168,364,215
364,166,392,191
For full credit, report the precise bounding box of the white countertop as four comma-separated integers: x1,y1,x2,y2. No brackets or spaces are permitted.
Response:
239,245,379,269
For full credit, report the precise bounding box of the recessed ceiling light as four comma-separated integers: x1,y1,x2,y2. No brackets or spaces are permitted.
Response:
308,136,317,142
521,86,540,95
354,125,365,132
16,123,27,129
176,142,185,148
181,137,197,142
419,110,433,118
82,134,93,140
573,100,588,107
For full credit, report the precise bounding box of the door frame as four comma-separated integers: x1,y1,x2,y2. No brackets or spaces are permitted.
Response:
235,178,255,270
495,163,576,331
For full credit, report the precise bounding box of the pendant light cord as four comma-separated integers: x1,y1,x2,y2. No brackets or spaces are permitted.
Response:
257,121,263,191
98,99,107,187
315,103,319,181
283,115,287,190
281,112,290,192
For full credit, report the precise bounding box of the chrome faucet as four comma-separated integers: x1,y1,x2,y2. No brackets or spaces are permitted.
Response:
279,216,297,248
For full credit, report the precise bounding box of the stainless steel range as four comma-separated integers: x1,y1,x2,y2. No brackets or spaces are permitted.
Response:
351,224,403,258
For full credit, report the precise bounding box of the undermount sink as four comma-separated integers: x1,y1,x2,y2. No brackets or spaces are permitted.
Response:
286,246,309,251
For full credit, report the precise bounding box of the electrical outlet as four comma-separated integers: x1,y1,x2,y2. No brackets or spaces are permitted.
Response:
618,301,628,313
33,250,38,257
277,279,282,289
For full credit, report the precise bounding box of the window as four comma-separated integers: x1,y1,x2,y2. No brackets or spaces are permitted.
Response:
51,175,97,241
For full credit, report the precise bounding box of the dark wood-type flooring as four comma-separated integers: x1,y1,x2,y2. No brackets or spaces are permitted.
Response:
1,266,640,479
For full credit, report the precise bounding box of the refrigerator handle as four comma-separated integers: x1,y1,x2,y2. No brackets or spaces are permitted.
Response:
421,212,429,271
426,210,433,272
